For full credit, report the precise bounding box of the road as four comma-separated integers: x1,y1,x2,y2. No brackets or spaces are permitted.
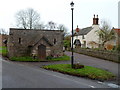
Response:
1,56,112,88
65,51,119,77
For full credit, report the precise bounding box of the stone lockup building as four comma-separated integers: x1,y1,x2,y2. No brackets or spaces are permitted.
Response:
7,28,64,60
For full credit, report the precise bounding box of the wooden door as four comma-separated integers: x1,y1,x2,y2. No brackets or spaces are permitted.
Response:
38,44,46,60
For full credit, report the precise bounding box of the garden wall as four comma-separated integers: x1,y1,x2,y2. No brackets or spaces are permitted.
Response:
74,48,120,63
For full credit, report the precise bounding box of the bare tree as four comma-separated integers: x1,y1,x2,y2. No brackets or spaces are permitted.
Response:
0,28,8,35
45,21,69,36
96,20,116,49
46,21,57,30
15,8,40,29
58,24,69,36
33,23,45,29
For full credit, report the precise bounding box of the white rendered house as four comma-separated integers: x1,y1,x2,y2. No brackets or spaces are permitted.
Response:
72,15,100,48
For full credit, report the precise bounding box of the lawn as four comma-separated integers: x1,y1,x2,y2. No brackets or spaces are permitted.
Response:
42,64,116,81
10,55,70,62
10,56,40,62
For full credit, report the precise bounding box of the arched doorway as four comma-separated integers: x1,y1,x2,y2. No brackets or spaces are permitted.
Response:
38,44,46,60
74,39,81,48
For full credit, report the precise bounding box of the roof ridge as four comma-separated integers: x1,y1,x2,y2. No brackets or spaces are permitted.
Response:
81,26,92,29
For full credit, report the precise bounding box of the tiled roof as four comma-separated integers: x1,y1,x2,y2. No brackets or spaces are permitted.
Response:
113,28,120,36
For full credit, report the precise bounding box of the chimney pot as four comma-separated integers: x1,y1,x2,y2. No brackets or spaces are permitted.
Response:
94,14,95,18
97,15,98,18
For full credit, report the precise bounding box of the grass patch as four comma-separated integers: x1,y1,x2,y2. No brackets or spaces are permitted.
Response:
47,55,70,61
10,56,40,62
10,55,70,62
0,46,7,56
42,64,116,81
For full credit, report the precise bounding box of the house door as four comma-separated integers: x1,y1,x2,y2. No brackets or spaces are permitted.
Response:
38,44,46,60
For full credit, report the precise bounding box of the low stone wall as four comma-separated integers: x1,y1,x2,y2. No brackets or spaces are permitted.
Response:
74,48,120,63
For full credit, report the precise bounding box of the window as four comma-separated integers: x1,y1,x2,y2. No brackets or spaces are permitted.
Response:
54,39,57,44
18,38,21,44
82,35,85,39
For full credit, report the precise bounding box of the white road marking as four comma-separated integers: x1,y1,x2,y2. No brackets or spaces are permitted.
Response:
98,81,103,84
89,85,95,88
107,83,120,88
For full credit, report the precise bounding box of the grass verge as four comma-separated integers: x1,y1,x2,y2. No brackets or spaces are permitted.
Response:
10,56,40,62
10,55,70,62
42,64,116,81
0,46,7,56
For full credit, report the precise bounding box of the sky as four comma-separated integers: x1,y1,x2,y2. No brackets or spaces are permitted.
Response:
0,0,119,33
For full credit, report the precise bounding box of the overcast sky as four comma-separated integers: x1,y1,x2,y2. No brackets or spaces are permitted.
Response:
0,0,119,33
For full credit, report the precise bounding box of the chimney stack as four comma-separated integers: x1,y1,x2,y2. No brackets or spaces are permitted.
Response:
93,14,99,25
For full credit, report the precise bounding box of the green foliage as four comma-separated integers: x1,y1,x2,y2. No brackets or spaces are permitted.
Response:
43,64,116,81
116,45,120,52
63,40,70,48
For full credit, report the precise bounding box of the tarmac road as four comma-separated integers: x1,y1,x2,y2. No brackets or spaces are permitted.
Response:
1,56,111,88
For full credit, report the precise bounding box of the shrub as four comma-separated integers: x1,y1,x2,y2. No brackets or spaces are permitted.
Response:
117,45,120,52
46,56,52,60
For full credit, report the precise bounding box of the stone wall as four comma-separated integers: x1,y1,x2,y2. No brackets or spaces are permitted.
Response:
0,34,8,47
8,28,64,58
74,48,120,63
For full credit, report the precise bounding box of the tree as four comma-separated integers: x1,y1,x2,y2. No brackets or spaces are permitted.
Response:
34,23,45,29
63,35,71,50
58,24,69,37
88,41,98,48
45,21,57,30
15,8,41,29
96,20,116,49
0,28,8,35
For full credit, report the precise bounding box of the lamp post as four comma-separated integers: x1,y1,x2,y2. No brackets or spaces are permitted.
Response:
70,1,74,68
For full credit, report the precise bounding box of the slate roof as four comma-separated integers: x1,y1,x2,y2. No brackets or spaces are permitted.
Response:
33,36,53,47
75,26,93,35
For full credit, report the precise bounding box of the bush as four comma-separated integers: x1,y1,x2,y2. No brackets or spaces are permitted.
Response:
46,56,52,60
117,45,120,52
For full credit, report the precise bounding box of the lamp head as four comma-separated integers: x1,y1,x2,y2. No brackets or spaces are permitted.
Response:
70,1,74,7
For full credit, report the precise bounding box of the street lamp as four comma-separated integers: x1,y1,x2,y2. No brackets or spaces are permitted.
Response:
70,1,74,68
